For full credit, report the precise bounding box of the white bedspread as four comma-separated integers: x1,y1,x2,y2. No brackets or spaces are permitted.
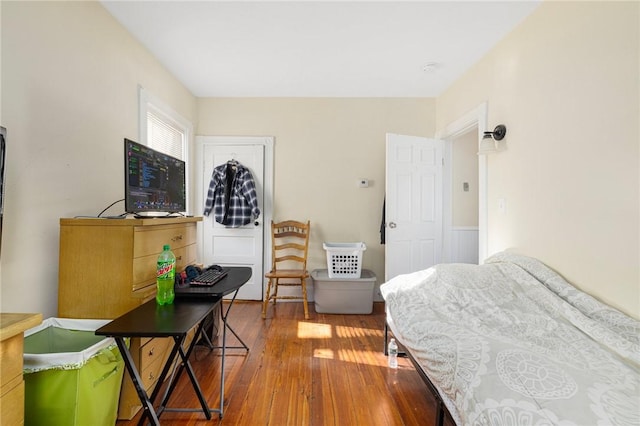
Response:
380,252,640,426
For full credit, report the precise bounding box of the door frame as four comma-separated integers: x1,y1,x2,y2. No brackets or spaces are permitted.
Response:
194,136,275,290
435,102,489,263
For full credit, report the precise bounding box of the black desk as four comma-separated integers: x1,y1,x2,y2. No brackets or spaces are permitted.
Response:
96,267,252,424
175,266,252,299
96,300,216,425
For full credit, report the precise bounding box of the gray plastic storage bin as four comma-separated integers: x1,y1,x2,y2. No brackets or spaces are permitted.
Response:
312,269,376,314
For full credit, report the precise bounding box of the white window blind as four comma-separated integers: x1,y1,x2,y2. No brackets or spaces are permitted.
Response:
147,106,185,160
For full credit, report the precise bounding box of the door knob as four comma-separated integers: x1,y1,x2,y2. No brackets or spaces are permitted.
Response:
388,222,397,229
254,220,260,226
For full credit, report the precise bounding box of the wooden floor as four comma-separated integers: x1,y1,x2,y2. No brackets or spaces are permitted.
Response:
117,301,442,426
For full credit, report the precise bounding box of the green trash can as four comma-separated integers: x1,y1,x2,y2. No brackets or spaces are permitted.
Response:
23,318,125,426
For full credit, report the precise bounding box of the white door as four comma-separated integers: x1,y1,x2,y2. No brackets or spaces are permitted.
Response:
196,136,274,300
385,133,443,281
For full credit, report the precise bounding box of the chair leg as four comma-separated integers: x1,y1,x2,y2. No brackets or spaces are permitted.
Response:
272,278,279,302
301,278,309,320
262,278,272,319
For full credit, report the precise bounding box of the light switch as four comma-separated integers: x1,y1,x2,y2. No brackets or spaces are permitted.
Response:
358,179,369,188
498,198,506,214
463,182,469,192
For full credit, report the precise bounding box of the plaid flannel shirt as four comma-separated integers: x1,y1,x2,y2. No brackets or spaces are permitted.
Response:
203,162,260,227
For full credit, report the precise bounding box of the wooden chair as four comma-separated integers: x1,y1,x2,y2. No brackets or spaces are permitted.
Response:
262,220,311,319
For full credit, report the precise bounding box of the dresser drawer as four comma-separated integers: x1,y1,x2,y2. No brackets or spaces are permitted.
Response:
133,223,196,258
0,381,24,426
1,334,23,387
139,337,172,390
132,244,196,291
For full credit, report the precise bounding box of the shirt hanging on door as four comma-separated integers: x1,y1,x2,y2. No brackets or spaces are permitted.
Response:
203,160,260,227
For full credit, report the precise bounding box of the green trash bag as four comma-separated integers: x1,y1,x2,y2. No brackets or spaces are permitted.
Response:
23,318,125,426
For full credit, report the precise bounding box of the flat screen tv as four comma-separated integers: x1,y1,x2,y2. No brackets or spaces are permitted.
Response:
124,138,186,216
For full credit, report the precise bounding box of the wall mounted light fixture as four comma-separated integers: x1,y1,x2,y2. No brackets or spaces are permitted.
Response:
478,124,507,155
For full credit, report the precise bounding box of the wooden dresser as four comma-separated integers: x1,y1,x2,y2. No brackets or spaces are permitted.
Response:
0,313,42,425
57,216,201,419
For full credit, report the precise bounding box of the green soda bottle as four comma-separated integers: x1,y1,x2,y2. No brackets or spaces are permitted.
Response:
156,244,176,305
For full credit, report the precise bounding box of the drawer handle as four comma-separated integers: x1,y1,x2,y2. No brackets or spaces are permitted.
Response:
171,235,183,242
176,255,182,261
148,372,155,381
148,348,154,356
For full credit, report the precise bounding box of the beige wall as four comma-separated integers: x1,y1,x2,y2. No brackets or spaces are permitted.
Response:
452,130,478,227
1,1,197,317
197,98,435,292
436,1,639,317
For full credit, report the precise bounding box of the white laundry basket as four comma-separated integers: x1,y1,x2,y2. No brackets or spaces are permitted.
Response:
323,242,366,278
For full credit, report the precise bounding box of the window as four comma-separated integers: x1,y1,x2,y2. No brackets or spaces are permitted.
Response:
139,86,193,211
146,104,185,159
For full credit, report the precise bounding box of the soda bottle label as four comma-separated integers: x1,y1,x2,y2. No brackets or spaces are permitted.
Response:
157,261,175,278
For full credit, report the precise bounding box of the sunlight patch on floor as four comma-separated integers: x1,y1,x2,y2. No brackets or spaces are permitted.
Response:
313,348,334,359
335,324,383,338
312,347,388,367
297,322,383,340
299,320,411,369
297,321,332,338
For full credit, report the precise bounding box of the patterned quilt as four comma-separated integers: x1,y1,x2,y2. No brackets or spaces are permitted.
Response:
380,252,640,426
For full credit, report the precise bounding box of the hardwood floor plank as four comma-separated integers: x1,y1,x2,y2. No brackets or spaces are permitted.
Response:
117,301,439,426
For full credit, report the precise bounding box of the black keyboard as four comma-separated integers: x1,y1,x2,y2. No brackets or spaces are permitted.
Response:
190,267,228,286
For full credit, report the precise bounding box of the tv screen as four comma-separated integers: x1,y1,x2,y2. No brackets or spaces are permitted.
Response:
124,138,186,215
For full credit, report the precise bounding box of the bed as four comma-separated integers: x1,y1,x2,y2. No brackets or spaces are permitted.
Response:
380,251,640,426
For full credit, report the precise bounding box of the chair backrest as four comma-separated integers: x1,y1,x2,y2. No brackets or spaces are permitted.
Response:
270,220,310,271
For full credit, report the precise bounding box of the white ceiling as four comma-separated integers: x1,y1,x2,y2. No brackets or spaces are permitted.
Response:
101,1,541,98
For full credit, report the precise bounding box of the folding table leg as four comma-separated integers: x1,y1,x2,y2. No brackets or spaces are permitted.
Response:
157,320,213,419
114,338,161,426
220,290,250,351
217,290,250,418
